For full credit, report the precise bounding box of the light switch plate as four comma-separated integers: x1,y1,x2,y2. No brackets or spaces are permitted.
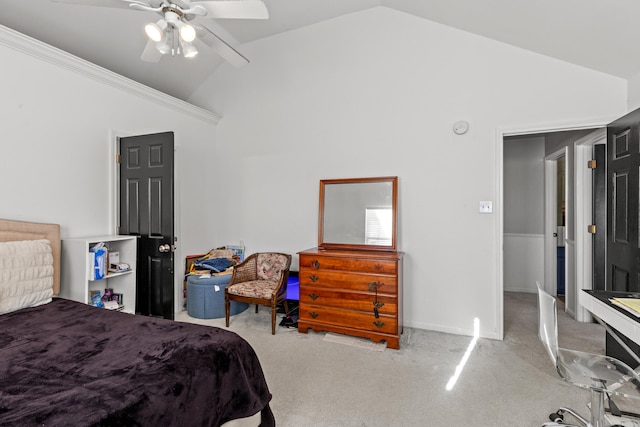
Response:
479,201,493,213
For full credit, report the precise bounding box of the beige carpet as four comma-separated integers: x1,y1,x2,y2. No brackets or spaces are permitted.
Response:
323,332,387,351
174,292,623,426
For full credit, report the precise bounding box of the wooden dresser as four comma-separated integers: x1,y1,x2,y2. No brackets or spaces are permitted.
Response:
297,247,404,349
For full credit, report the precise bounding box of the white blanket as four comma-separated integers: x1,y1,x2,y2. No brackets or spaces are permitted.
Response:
0,239,54,315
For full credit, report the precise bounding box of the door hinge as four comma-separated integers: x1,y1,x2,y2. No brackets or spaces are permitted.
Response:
587,159,597,169
588,224,596,234
115,153,120,164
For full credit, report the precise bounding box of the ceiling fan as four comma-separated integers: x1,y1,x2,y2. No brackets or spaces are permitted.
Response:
51,0,269,67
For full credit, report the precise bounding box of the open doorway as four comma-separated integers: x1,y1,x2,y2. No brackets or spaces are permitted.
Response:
556,154,567,301
543,147,568,303
502,128,599,322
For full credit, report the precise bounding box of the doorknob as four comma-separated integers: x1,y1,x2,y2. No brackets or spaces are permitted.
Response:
553,233,558,237
159,244,171,253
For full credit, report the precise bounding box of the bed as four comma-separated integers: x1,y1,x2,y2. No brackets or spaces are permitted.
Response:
0,219,274,427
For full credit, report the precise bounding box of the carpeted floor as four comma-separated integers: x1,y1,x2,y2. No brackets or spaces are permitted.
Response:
175,292,616,426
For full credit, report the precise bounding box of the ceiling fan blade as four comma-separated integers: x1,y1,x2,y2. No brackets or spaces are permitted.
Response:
140,39,163,63
196,25,249,67
50,0,133,8
191,1,268,19
50,0,166,9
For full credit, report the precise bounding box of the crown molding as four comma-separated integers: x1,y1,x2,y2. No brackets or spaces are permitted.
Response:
0,25,221,125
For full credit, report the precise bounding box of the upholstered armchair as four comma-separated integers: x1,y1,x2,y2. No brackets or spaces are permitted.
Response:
225,252,292,334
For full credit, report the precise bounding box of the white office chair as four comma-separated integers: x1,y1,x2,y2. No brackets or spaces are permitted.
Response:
536,283,640,427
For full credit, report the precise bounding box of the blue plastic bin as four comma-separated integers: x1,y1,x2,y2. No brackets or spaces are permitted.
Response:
186,274,249,319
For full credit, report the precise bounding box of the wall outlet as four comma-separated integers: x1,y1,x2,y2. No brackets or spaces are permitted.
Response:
479,201,493,213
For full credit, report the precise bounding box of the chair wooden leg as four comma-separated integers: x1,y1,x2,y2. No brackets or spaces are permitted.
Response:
271,306,276,335
255,304,259,313
283,299,290,315
225,299,230,327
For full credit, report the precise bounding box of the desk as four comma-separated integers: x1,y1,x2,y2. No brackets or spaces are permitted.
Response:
580,290,640,366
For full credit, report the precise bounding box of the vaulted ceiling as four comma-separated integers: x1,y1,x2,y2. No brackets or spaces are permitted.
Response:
1,0,638,102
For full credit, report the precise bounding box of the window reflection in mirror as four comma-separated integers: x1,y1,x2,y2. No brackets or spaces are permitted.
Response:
319,177,397,250
365,207,393,245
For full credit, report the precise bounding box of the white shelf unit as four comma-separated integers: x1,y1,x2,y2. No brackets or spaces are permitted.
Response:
60,235,137,314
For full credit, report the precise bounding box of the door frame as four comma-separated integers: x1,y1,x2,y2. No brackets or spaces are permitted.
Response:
497,118,611,339
108,129,131,234
574,128,606,322
108,129,183,313
544,147,567,299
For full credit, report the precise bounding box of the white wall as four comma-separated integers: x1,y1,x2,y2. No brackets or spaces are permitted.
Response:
504,137,545,235
628,71,640,111
504,234,544,293
503,137,545,292
0,26,220,311
189,7,628,339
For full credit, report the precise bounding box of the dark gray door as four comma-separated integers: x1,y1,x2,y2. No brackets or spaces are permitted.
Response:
119,132,175,319
605,112,640,365
607,110,640,292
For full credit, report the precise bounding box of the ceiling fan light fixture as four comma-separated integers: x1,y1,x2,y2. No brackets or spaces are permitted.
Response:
77,0,262,65
155,30,172,54
178,22,196,42
156,40,171,55
182,42,198,58
145,20,167,42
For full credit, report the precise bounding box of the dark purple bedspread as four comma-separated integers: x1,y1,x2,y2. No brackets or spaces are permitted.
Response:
0,298,274,427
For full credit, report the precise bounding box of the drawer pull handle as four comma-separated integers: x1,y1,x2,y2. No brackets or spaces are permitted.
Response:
308,293,319,300
374,263,383,271
373,320,385,329
309,275,319,282
368,281,384,291
312,260,320,269
309,311,319,319
373,301,384,309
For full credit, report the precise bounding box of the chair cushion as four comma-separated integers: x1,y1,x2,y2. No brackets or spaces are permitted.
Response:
257,253,289,281
227,280,277,299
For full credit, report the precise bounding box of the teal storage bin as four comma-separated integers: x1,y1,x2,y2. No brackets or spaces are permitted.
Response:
186,274,249,319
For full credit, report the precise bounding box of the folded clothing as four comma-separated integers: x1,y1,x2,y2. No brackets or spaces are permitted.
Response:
193,257,232,273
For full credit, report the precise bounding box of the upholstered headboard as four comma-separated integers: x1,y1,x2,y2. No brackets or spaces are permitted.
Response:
0,219,61,295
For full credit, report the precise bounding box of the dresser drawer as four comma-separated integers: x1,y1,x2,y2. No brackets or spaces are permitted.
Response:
299,287,397,315
299,304,398,334
299,255,397,275
299,269,397,294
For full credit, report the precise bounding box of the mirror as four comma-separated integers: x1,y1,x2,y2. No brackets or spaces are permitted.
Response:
318,176,398,251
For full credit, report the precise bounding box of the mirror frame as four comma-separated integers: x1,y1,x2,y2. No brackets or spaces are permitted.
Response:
318,176,398,251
